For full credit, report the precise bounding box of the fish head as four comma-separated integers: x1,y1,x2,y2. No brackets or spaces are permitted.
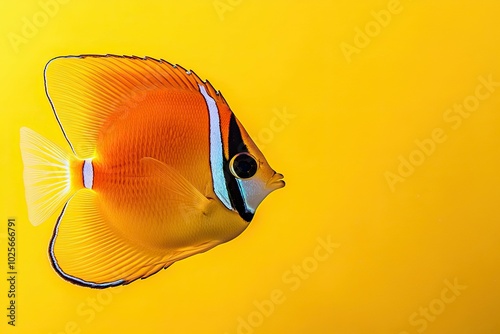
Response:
226,116,285,218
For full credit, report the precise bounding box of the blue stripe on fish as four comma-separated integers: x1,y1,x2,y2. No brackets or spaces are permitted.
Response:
82,159,94,189
198,84,233,211
236,178,255,214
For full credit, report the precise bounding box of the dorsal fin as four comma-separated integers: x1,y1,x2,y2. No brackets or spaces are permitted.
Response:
44,54,227,158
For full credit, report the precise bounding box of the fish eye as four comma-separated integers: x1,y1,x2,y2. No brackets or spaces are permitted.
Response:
230,153,258,179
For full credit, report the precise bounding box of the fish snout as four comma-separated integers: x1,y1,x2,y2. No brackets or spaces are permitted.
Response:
267,172,285,190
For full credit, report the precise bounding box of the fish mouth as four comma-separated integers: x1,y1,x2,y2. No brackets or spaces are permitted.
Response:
267,172,285,190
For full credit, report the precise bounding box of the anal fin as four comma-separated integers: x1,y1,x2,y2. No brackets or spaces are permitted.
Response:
50,190,172,288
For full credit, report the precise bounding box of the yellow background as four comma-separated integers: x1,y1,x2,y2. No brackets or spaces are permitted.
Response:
1,0,500,333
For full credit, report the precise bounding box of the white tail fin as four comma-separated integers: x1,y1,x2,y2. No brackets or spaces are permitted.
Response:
20,127,76,226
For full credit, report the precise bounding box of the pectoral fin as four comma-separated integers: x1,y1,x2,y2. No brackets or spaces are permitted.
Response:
140,157,211,215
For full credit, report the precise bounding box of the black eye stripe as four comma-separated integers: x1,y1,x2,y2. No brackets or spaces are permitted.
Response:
223,114,253,222
228,114,248,156
223,159,253,222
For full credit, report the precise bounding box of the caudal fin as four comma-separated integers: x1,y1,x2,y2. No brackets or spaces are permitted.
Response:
20,127,76,226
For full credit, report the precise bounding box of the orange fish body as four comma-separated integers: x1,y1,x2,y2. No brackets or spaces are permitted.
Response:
20,55,284,288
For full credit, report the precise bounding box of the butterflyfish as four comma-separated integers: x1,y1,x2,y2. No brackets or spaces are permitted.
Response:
20,55,285,288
